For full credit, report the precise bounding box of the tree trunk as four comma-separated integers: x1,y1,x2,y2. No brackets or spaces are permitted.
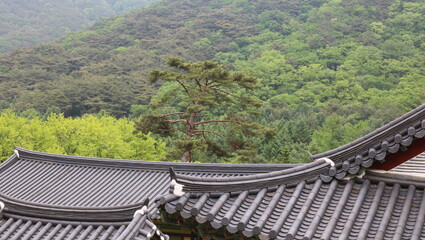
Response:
180,107,197,162
181,151,190,162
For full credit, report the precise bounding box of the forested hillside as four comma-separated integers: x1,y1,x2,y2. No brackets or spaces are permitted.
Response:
1,0,424,163
0,0,158,53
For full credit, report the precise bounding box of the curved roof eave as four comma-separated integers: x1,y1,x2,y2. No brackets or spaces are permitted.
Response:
170,159,332,193
160,176,425,239
311,103,425,181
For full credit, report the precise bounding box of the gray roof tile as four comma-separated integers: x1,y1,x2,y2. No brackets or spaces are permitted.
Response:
0,215,125,240
0,147,294,239
2,103,425,239
161,177,425,239
312,103,425,180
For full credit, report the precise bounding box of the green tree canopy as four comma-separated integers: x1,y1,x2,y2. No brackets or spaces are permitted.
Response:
0,111,165,162
136,58,273,163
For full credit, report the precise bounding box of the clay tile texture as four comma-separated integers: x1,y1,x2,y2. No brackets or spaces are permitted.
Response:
1,103,425,239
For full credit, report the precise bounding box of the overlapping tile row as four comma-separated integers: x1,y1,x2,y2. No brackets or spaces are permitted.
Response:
0,148,292,210
0,147,295,239
0,213,126,240
0,156,168,209
312,103,425,181
0,214,165,240
161,178,425,239
390,152,425,176
0,199,164,240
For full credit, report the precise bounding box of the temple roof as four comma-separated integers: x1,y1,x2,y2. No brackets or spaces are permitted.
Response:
159,103,425,239
160,150,425,239
1,103,425,239
0,199,164,240
163,178,425,239
0,147,293,239
312,103,425,181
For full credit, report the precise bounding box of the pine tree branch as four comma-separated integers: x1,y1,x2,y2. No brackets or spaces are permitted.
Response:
176,79,190,95
193,108,205,114
195,78,203,92
205,77,220,86
210,87,240,100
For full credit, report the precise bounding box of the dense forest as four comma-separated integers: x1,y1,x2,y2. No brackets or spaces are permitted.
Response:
0,0,424,163
0,0,158,53
0,110,165,162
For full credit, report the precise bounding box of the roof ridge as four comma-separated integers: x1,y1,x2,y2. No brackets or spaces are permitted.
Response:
1,212,130,227
170,159,331,193
0,193,146,222
311,103,425,181
0,192,147,211
14,147,297,173
312,103,425,160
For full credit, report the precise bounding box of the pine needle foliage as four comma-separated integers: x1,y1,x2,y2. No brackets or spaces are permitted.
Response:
135,58,274,163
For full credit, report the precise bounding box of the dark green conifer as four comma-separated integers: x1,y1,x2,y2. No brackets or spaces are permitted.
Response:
135,58,274,162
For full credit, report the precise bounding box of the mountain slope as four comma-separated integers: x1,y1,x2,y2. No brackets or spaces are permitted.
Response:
0,0,157,53
0,0,425,163
0,0,267,116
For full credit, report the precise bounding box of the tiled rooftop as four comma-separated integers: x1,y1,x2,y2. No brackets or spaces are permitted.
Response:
312,103,425,181
162,176,425,239
0,148,293,240
1,103,425,239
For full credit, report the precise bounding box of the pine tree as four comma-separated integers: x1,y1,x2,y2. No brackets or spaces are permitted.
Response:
135,58,274,163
